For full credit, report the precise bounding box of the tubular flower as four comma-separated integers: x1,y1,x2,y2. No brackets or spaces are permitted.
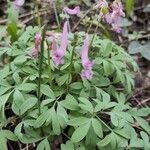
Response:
51,21,68,66
31,32,42,58
81,35,94,80
13,0,25,10
35,33,42,49
64,6,80,15
109,0,125,32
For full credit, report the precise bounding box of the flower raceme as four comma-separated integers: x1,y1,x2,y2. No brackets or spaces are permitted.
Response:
31,32,42,57
96,0,125,33
64,6,80,15
51,21,68,66
81,35,94,80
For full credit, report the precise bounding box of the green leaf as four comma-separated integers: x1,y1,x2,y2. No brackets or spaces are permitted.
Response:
57,103,68,127
71,121,91,142
0,130,17,150
41,85,55,99
78,97,94,113
34,109,51,128
18,83,37,92
61,141,74,150
70,82,83,90
92,118,103,138
52,107,61,135
14,55,27,65
61,94,79,110
125,0,135,16
68,117,91,126
135,117,150,134
12,89,25,115
7,22,18,42
20,97,37,115
110,133,117,150
36,139,51,150
97,134,111,147
15,122,42,144
103,42,112,57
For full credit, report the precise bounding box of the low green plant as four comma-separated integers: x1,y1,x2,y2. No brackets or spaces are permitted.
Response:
0,0,150,150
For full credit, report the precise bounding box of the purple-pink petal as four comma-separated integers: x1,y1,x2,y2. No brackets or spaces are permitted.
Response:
81,35,94,80
14,0,24,8
35,33,42,48
51,21,68,66
64,6,80,15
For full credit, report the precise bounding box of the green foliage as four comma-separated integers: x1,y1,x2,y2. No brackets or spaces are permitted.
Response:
0,25,149,150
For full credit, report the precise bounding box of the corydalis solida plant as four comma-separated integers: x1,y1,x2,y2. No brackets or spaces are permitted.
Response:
96,0,125,33
0,0,147,149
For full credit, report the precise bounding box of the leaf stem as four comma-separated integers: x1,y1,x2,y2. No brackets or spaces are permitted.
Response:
34,0,41,27
37,25,47,115
95,115,113,132
89,20,101,49
46,41,53,87
66,34,77,93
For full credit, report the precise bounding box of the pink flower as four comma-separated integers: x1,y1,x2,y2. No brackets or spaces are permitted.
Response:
35,33,42,48
64,6,80,15
97,0,125,33
81,35,93,80
31,32,42,58
13,0,24,10
51,21,68,66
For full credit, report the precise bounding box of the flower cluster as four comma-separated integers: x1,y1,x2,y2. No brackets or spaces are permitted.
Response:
96,0,125,33
47,21,93,80
31,33,42,58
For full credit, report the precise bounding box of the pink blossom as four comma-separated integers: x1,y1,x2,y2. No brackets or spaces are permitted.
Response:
51,21,68,66
97,0,125,33
35,33,42,48
81,35,93,80
64,6,80,15
13,0,24,10
30,32,42,58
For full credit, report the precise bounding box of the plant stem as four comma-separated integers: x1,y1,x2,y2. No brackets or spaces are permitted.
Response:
89,20,101,49
37,25,47,115
95,115,113,132
52,1,60,30
66,35,77,93
46,41,53,87
87,19,94,34
34,0,41,27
